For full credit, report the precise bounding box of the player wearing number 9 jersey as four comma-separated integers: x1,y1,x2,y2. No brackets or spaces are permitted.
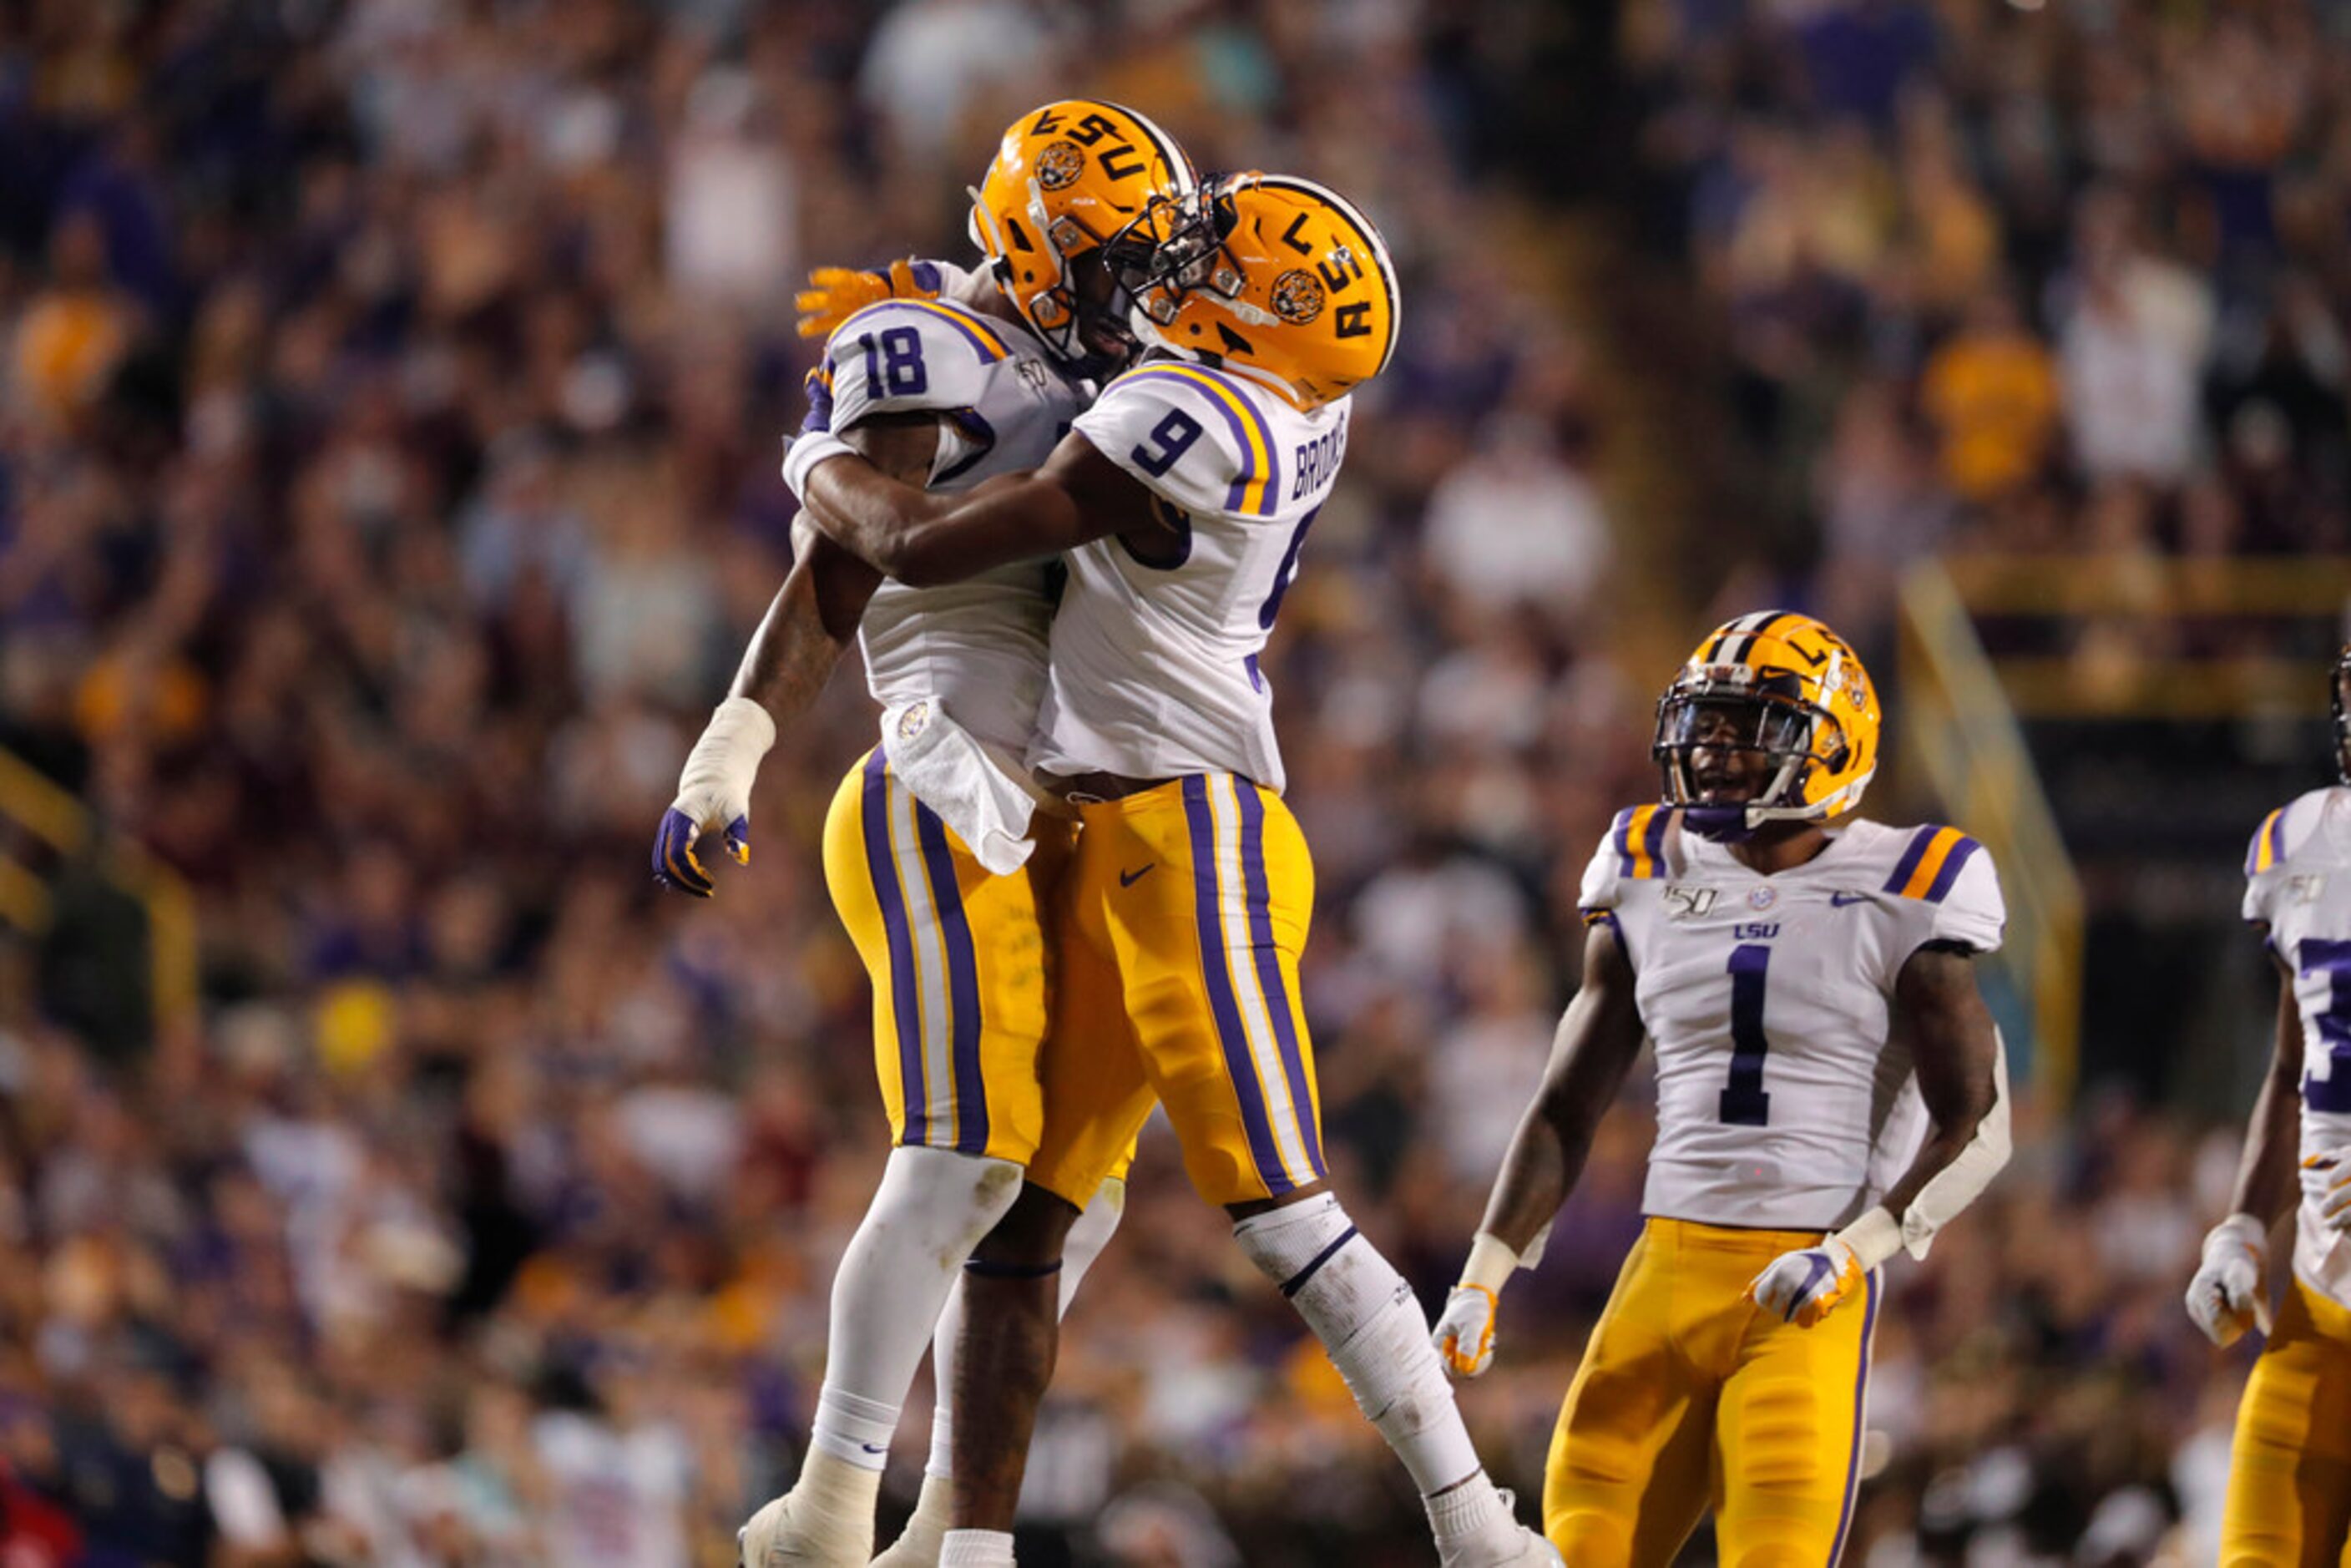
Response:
663,100,1198,1568
800,173,1559,1568
2183,645,2351,1566
1433,613,2011,1568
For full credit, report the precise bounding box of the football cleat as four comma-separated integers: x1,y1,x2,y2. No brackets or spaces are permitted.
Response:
1439,1493,1563,1568
1651,610,1882,842
1108,171,1400,410
736,1488,871,1568
967,100,1194,377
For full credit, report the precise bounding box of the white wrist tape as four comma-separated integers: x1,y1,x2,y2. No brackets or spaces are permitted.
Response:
2204,1211,2268,1263
674,696,776,816
1459,1229,1542,1296
1831,1206,1904,1272
1897,1033,2014,1260
781,431,856,503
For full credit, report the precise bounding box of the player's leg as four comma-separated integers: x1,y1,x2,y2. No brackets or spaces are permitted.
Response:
1709,1235,1879,1568
741,754,1053,1567
2219,1276,2351,1567
936,837,1159,1568
1104,776,1558,1565
1542,1225,1714,1568
877,1177,1125,1568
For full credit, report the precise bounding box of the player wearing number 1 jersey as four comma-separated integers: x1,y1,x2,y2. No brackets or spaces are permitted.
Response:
2183,645,2351,1566
796,172,1556,1568
1433,613,2011,1567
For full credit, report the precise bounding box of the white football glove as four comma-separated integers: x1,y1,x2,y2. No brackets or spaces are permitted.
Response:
1433,1285,1500,1378
2185,1213,2271,1348
2302,1150,2351,1232
1747,1237,1867,1328
653,696,776,898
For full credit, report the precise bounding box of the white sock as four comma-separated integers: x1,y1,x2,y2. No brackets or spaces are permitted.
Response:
941,1528,1017,1566
1233,1193,1481,1496
1427,1470,1507,1543
808,1146,1024,1469
923,1178,1126,1481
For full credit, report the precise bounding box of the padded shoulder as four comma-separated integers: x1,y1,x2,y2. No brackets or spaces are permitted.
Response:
821,299,1016,428
1074,362,1288,522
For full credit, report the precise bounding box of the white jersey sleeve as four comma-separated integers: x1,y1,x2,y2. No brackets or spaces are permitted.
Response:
1074,363,1303,524
1886,826,2006,958
2245,789,2327,926
821,297,1016,482
1578,805,1681,969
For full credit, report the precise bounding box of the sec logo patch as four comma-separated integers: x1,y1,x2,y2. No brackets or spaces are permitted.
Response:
1747,886,1777,911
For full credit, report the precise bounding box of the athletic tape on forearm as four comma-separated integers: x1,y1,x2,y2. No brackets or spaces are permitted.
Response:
1897,1036,2013,1260
675,696,776,811
1459,1224,1549,1295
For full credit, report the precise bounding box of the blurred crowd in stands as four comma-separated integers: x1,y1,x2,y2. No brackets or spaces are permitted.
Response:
0,0,2328,1564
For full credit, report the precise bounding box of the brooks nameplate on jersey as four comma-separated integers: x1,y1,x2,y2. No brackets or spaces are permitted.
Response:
2245,787,2351,1311
1032,360,1351,792
819,285,1092,762
1582,806,2005,1232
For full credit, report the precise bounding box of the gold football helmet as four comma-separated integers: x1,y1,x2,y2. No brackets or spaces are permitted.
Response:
967,100,1194,375
1108,171,1399,409
1653,611,1882,839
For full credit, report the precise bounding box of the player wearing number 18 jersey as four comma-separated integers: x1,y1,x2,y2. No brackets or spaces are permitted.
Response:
2183,645,2351,1566
1433,613,2012,1567
797,172,1556,1568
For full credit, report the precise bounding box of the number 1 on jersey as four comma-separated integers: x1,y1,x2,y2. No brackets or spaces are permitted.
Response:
1720,943,1772,1126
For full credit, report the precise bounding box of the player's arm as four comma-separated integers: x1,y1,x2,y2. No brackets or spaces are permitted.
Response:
1750,941,2009,1328
651,415,938,898
2187,937,2305,1345
795,432,1165,589
1433,921,1646,1376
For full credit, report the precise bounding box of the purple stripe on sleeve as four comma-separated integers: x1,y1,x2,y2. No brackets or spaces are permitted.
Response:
1882,827,1934,894
1921,836,1981,905
1612,809,1638,878
860,750,929,1146
1127,370,1260,513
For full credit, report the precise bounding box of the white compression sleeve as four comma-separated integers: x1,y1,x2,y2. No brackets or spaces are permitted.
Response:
1898,1037,2012,1260
1233,1194,1480,1496
809,1146,1024,1467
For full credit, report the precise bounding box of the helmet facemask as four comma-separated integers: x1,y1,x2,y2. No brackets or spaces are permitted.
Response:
1653,676,1853,842
968,187,1143,381
1106,184,1246,346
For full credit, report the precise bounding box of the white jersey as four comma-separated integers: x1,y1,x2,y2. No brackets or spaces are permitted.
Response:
2242,786,2351,1310
1580,807,2006,1231
1029,360,1352,792
819,282,1090,772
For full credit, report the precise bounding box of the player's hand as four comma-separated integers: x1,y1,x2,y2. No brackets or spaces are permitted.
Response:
796,259,938,340
1432,1285,1499,1378
2186,1213,2270,1348
654,697,776,898
1747,1238,1864,1328
2303,1150,2351,1233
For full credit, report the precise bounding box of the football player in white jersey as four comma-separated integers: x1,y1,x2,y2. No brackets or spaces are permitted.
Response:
653,102,1195,1567
1428,613,2011,1566
791,174,1558,1568
2186,645,2351,1565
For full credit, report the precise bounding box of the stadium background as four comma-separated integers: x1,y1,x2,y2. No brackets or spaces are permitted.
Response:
0,0,2339,1561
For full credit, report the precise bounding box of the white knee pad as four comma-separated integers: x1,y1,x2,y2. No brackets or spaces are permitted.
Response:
1233,1193,1478,1495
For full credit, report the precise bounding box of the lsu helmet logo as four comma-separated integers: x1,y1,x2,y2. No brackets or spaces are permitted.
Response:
1272,268,1326,325
1035,140,1085,191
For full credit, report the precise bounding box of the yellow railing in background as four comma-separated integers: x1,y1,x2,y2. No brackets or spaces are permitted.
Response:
1944,555,2351,720
1899,563,2085,1110
0,746,197,1032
